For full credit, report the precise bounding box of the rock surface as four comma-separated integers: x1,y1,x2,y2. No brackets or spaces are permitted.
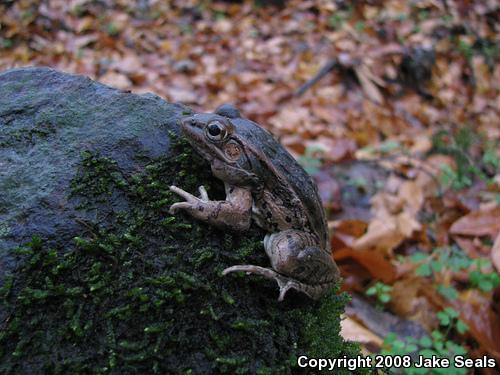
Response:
0,67,182,276
0,67,352,374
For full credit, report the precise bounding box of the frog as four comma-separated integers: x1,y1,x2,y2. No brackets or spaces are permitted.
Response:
169,104,340,301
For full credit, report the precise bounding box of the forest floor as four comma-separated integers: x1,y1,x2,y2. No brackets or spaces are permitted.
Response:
1,0,499,371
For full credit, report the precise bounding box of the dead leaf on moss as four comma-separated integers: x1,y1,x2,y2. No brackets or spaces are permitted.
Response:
340,315,383,347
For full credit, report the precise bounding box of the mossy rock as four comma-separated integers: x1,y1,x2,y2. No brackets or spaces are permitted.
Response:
0,67,357,374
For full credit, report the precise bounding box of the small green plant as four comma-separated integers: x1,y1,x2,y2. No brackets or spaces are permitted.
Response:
457,40,473,60
327,6,352,30
417,9,430,21
0,38,14,49
410,246,500,297
354,21,365,32
439,164,472,190
437,307,468,334
441,15,453,24
105,23,120,37
366,281,392,305
214,11,226,21
482,141,500,170
297,145,324,175
468,259,500,292
432,127,497,191
380,309,468,375
328,14,345,30
359,140,402,156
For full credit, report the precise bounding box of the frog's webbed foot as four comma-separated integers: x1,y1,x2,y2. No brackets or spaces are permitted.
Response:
222,265,307,301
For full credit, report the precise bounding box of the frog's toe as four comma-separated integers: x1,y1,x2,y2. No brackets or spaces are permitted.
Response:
222,265,279,279
198,185,209,201
277,280,303,301
223,265,300,301
169,202,193,214
169,186,195,201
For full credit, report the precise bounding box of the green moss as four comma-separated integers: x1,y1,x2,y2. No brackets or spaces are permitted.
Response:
0,134,355,373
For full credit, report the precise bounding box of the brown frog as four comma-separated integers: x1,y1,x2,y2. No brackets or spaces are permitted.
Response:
169,104,340,300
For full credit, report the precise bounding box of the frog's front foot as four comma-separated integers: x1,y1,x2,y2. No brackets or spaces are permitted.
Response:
168,185,209,214
222,265,306,301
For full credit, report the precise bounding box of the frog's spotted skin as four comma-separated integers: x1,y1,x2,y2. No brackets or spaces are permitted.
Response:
169,104,340,300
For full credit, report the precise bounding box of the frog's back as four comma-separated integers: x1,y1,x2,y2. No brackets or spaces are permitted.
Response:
232,118,329,249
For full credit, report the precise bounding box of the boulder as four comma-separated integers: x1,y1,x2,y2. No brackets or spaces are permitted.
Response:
0,67,353,374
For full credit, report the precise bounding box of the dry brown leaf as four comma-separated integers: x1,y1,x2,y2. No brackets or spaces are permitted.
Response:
268,105,310,132
334,247,397,283
449,207,500,238
409,135,433,154
340,315,383,346
113,55,143,74
454,236,488,259
353,211,421,253
165,87,199,104
327,138,357,162
354,64,384,104
331,219,369,238
353,182,423,253
353,215,401,252
390,277,439,332
99,71,131,90
450,290,500,361
396,211,422,237
398,180,424,215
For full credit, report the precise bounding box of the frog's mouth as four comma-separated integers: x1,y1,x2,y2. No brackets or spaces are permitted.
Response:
180,116,236,164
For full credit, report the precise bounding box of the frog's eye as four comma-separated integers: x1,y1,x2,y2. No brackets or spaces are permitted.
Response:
206,121,227,141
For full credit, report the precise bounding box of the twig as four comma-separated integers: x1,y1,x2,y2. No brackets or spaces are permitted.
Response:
295,59,340,97
295,45,406,97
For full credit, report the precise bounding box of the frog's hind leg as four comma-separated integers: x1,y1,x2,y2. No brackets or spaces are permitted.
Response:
223,230,340,301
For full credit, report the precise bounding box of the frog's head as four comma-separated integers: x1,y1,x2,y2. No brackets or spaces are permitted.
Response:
180,112,238,164
179,104,261,186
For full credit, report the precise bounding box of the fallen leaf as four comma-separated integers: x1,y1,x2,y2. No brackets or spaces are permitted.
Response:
347,295,428,341
354,64,384,104
449,208,500,238
340,315,383,346
353,210,421,253
398,180,424,215
165,87,199,104
99,71,131,90
331,219,369,238
327,138,357,162
454,236,488,259
390,277,439,332
334,247,397,283
450,290,500,361
353,214,402,252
